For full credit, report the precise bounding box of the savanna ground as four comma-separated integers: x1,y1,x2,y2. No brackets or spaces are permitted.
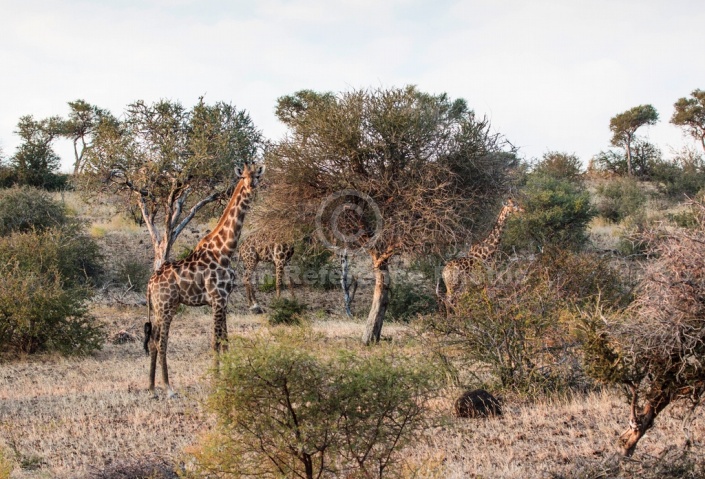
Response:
2,190,705,479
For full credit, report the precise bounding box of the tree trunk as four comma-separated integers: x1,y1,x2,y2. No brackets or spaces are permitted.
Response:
153,238,172,271
362,257,390,345
341,250,357,318
626,135,634,176
618,390,670,457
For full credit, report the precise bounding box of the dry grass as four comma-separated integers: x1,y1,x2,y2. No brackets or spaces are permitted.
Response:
2,300,704,478
2,188,704,478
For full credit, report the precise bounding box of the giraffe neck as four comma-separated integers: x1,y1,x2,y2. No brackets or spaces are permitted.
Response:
195,180,254,258
468,205,513,260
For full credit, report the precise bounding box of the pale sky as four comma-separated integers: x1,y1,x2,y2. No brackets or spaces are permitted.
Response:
1,0,704,171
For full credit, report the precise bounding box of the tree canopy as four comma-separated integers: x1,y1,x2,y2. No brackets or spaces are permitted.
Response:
8,115,67,190
58,100,113,176
671,89,705,153
609,104,659,176
261,86,516,344
82,98,263,269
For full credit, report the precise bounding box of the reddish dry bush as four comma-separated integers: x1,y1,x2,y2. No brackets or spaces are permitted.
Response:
582,197,705,456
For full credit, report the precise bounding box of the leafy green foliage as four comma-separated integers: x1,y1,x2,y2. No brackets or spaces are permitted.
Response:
609,104,659,176
422,260,573,394
0,196,104,355
268,298,308,325
424,250,625,395
0,163,16,189
595,177,646,223
532,151,583,182
649,147,705,198
291,242,338,290
0,186,68,236
0,262,103,356
671,89,705,151
591,140,662,178
189,330,439,479
257,273,277,293
7,116,68,190
503,173,595,252
264,86,516,344
387,278,437,322
113,257,151,290
82,98,264,267
538,248,631,308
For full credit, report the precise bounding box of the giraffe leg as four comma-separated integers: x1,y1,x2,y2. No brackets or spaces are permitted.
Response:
212,301,229,354
244,266,260,310
288,274,296,299
148,323,160,397
275,261,284,299
243,267,253,307
157,312,177,399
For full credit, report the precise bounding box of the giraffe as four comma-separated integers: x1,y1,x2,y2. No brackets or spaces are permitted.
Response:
238,229,294,310
441,197,523,308
144,163,264,398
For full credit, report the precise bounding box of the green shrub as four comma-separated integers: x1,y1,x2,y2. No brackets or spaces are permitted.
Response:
258,273,277,293
0,224,103,288
292,242,338,290
0,224,104,356
595,176,647,223
650,148,705,198
421,258,593,396
113,257,151,290
176,246,193,261
387,278,437,322
268,298,308,325
532,151,583,182
0,164,16,189
0,186,68,236
188,330,439,479
503,173,595,252
408,255,443,284
591,140,661,178
0,263,104,355
538,247,631,309
667,209,700,229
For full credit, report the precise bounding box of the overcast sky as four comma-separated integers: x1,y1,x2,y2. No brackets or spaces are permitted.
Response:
1,0,704,171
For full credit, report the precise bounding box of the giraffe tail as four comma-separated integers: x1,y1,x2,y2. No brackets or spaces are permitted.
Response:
144,290,152,356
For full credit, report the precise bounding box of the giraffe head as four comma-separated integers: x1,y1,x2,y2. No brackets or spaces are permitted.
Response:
235,163,265,191
505,197,524,215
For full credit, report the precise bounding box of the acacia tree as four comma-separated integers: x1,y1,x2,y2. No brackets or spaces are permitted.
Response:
609,104,659,176
59,100,113,176
10,115,66,189
581,197,705,456
261,86,515,345
671,89,705,153
82,98,263,269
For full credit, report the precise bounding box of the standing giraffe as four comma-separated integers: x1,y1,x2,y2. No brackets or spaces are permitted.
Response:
144,163,264,398
442,198,523,307
238,229,294,310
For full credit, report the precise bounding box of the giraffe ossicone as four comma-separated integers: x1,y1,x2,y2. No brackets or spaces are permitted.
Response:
144,163,264,398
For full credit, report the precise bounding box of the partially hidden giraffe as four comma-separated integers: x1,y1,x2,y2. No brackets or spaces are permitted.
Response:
238,229,294,310
144,163,264,398
442,197,524,308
